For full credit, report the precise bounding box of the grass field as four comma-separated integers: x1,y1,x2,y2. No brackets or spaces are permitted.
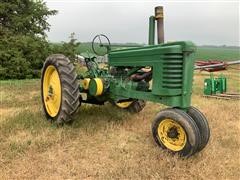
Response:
0,65,239,179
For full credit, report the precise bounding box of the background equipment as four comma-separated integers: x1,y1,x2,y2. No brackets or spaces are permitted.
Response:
204,73,227,95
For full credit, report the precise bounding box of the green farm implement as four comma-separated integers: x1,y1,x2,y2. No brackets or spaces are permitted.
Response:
202,72,240,100
41,6,210,157
204,74,227,95
196,60,240,100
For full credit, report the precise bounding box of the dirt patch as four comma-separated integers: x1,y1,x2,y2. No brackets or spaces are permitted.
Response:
0,108,20,121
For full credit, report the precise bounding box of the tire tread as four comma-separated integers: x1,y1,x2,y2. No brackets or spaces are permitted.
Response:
41,54,80,124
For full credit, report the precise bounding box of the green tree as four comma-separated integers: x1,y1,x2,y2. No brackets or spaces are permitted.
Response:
0,0,57,36
0,0,57,79
50,32,81,62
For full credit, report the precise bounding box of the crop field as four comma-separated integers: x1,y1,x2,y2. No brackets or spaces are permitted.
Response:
0,63,239,179
195,47,240,61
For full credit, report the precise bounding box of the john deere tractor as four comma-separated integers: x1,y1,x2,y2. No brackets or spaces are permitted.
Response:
41,7,210,157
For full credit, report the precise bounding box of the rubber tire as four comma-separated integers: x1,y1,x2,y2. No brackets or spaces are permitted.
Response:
114,100,146,113
151,108,201,157
187,106,210,152
127,100,146,113
41,54,80,125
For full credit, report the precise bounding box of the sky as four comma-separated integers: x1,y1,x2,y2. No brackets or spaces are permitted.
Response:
45,0,239,46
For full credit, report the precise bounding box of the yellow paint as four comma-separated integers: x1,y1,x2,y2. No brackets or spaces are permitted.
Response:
43,65,61,117
83,78,90,90
116,101,133,108
157,119,186,151
94,78,103,96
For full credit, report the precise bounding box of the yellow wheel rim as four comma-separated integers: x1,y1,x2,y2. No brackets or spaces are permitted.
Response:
43,65,61,117
116,101,133,108
158,119,187,151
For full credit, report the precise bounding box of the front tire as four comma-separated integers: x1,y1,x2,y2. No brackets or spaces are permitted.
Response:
41,54,80,124
152,108,201,157
187,106,210,152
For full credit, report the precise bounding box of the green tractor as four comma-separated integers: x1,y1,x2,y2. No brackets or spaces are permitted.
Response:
41,6,210,157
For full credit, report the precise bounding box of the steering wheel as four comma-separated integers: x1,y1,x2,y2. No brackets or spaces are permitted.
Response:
92,34,111,56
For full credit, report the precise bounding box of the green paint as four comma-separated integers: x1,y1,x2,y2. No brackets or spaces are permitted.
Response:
148,16,155,45
88,79,98,96
79,41,196,109
204,73,227,95
107,41,196,108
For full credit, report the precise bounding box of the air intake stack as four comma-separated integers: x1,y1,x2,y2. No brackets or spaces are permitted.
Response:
148,6,164,45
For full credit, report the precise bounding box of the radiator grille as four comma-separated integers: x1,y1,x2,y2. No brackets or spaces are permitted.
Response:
162,53,183,89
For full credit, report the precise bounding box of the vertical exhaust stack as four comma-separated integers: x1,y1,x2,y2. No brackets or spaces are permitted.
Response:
148,16,155,45
155,6,164,44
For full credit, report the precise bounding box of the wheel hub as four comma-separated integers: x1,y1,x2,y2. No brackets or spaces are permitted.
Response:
46,85,54,100
48,85,54,96
167,127,179,139
158,119,187,151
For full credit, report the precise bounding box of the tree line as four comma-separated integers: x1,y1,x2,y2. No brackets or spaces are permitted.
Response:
0,0,79,79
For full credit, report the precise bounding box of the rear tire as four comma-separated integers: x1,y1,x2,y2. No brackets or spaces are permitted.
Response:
187,106,210,152
41,54,80,125
152,108,201,157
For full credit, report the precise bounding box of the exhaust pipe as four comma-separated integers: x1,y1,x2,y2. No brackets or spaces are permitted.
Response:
155,6,164,44
148,6,164,45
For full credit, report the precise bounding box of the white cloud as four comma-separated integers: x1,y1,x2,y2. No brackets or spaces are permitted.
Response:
45,1,239,46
